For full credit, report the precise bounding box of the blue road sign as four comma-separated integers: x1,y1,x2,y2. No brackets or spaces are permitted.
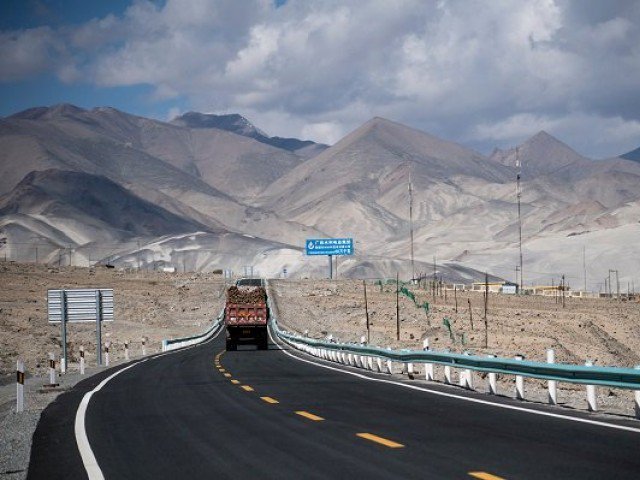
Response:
305,238,354,256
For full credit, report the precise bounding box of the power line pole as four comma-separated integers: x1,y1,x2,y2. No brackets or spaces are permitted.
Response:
516,147,524,293
396,272,400,341
409,176,415,282
583,246,587,292
432,255,437,301
363,280,370,344
484,272,489,348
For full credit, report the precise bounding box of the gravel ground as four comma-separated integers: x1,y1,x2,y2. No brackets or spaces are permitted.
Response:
0,360,132,479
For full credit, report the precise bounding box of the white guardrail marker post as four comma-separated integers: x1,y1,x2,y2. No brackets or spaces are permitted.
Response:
423,338,434,381
547,348,557,405
444,365,452,385
515,355,525,400
585,361,597,412
462,352,473,390
125,341,130,361
48,352,56,385
79,346,85,375
488,355,497,395
105,342,110,367
635,366,640,420
16,359,25,413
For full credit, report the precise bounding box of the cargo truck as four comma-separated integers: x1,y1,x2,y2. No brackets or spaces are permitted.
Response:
224,279,269,350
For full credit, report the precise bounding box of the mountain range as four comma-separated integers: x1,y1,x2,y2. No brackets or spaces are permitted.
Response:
1,104,639,288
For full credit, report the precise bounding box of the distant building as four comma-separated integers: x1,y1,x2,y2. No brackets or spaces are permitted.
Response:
470,281,518,294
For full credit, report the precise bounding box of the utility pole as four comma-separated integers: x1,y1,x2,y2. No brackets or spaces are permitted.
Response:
409,176,415,282
516,147,524,293
484,272,489,348
396,272,400,341
432,255,437,301
363,280,370,344
561,274,566,308
583,246,587,292
608,269,619,300
454,285,458,313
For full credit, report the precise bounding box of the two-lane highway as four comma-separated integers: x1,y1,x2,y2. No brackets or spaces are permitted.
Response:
28,328,640,479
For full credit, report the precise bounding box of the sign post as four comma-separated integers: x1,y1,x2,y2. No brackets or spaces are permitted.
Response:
60,290,67,373
47,288,113,367
96,290,102,366
306,238,354,279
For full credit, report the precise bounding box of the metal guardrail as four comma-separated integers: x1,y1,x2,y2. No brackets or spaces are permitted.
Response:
162,309,225,352
270,315,640,391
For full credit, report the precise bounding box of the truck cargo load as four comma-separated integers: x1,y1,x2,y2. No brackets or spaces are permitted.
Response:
224,280,269,350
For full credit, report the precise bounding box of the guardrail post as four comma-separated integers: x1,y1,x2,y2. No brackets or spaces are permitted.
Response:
423,338,434,380
635,366,640,419
387,359,393,374
425,362,434,381
515,355,524,400
459,370,467,387
463,353,473,389
142,337,147,356
48,352,56,385
16,359,25,413
444,365,452,384
367,357,374,370
105,341,110,367
585,361,597,412
376,357,383,372
547,348,557,405
407,362,414,377
125,341,130,361
488,355,497,394
80,346,85,375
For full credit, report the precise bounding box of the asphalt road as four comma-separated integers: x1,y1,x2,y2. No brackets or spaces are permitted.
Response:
28,327,640,479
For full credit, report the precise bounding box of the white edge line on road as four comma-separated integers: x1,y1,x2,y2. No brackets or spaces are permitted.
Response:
268,327,640,434
74,325,223,480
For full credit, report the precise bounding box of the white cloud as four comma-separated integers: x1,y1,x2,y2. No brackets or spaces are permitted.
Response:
0,27,65,81
1,0,640,157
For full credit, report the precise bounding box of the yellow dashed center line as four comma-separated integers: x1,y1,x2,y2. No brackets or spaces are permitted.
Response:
218,368,226,372
356,433,404,448
260,396,279,404
295,411,324,421
469,473,505,480
223,373,232,378
241,385,254,392
231,379,240,384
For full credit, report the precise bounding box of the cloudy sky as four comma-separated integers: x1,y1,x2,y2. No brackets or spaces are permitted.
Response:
1,0,639,158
